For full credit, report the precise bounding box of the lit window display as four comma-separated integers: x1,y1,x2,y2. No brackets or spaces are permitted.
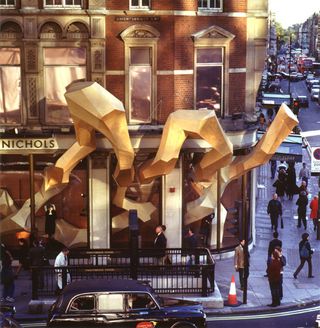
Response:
110,153,161,248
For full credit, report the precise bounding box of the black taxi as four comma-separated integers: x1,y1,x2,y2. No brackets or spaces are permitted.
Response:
47,279,206,328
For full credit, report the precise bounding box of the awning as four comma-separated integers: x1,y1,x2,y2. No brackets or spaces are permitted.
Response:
257,132,303,162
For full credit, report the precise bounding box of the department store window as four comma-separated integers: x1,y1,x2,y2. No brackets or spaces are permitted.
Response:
198,0,222,11
44,0,82,8
0,48,21,124
0,0,15,7
43,47,86,124
195,47,223,117
129,47,152,123
130,0,150,10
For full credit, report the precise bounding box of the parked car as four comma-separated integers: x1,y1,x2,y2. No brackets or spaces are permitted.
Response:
297,96,309,107
289,72,304,81
311,88,320,101
47,279,207,327
307,79,320,91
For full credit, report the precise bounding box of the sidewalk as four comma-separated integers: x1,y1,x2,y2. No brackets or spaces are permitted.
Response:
2,151,320,318
212,149,320,313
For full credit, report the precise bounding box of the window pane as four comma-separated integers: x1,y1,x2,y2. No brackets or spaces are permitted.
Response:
0,67,21,124
196,66,222,116
45,66,86,124
0,48,20,65
131,0,139,6
216,0,221,8
197,48,222,64
130,48,150,65
127,294,154,310
130,66,151,123
44,48,86,65
70,296,94,311
98,294,124,312
142,0,149,6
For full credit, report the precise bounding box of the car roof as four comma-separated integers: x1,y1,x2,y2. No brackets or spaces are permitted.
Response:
62,279,153,297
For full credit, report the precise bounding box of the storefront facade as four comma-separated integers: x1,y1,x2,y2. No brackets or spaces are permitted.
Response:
0,0,269,252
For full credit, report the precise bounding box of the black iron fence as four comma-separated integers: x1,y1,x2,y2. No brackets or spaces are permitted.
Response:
31,248,215,299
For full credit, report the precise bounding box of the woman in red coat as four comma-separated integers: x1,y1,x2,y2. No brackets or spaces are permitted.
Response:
310,196,318,231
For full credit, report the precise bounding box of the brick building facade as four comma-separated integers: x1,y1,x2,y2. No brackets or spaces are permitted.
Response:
0,0,268,252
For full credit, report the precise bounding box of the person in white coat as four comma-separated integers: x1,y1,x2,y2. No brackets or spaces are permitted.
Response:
54,247,70,292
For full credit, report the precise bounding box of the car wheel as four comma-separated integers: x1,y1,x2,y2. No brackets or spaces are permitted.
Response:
170,322,197,328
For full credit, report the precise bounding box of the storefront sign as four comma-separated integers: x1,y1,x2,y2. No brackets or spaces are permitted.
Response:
0,138,58,154
311,147,320,174
115,16,160,22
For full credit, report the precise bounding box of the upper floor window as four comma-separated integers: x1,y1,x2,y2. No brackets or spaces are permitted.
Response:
130,0,150,10
196,47,223,116
43,47,86,124
0,48,21,124
44,0,82,8
198,0,222,11
0,0,15,7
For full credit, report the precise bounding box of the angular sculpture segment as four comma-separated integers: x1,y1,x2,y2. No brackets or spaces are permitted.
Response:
139,109,233,183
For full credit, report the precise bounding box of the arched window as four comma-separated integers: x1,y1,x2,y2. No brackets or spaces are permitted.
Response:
0,21,22,39
66,22,89,39
40,22,62,39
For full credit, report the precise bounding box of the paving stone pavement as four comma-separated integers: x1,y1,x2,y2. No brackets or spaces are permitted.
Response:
213,149,320,312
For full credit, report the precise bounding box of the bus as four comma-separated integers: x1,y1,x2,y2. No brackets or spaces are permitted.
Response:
297,56,314,73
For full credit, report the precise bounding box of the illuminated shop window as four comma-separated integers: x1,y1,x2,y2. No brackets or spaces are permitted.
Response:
130,0,150,10
198,0,222,11
44,0,82,8
0,48,21,124
129,47,152,124
196,47,223,117
43,47,86,124
0,0,15,7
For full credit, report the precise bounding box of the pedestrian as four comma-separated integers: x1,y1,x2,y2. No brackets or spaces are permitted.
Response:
199,213,214,247
267,107,274,121
297,180,308,195
154,225,167,265
296,191,308,229
269,160,277,179
0,243,15,302
15,238,29,277
267,248,283,307
299,162,311,187
54,247,71,293
267,193,283,232
309,196,318,231
29,239,46,290
264,231,282,277
273,173,286,202
293,233,314,279
258,113,267,131
45,203,57,238
275,246,286,301
234,239,250,290
184,227,198,265
286,161,297,201
278,161,288,172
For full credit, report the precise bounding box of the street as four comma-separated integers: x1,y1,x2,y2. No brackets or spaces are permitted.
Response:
15,304,320,328
281,78,320,146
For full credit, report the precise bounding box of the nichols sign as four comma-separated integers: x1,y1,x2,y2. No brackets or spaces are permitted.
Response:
0,138,58,154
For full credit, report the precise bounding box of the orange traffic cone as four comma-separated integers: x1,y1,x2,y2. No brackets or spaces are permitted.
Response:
224,275,241,306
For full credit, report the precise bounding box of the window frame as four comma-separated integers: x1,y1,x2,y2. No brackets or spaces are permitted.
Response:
42,46,87,125
195,47,224,117
0,0,15,7
67,294,96,313
0,47,22,125
43,0,83,8
129,0,151,10
198,0,223,11
120,25,159,125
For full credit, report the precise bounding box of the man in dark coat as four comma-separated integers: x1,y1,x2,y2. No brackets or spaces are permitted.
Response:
265,231,282,277
296,191,308,229
267,193,282,232
154,225,167,263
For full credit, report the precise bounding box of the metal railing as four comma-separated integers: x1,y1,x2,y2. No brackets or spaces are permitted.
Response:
31,248,215,299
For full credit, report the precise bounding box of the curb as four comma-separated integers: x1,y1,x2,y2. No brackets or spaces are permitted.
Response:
205,298,320,315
